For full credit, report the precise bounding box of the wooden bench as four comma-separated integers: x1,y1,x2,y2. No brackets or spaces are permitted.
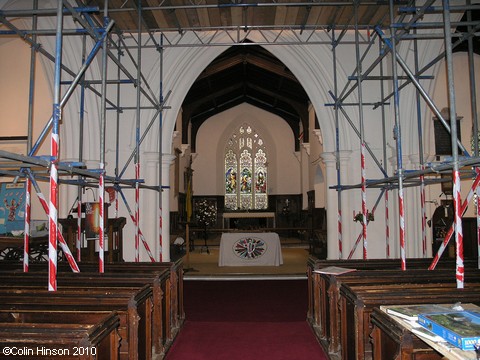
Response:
0,310,121,360
0,270,170,357
316,268,480,355
306,256,480,354
338,282,480,360
370,304,480,360
307,257,440,333
62,260,185,339
307,256,479,329
370,307,444,360
0,285,153,360
0,258,185,351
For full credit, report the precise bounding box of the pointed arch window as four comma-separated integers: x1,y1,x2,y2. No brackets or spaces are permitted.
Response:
224,124,268,210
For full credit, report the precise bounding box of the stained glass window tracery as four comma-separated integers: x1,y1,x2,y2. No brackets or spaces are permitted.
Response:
224,124,268,210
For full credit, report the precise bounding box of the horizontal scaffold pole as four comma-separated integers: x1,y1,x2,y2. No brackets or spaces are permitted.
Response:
0,7,99,17
29,20,115,156
376,25,471,157
328,91,388,177
329,157,480,190
118,90,172,178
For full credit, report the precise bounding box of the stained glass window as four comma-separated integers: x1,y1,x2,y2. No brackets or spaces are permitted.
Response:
224,124,268,210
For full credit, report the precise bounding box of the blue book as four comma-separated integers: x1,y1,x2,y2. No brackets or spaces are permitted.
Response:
417,310,480,351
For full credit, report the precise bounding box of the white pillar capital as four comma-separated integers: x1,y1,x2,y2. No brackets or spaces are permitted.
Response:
162,154,176,166
321,150,353,164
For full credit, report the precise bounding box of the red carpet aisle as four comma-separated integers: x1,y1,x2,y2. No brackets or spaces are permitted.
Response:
165,280,328,360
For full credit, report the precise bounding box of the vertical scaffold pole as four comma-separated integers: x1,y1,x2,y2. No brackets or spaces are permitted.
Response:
27,172,80,272
477,186,480,269
414,29,428,258
466,1,480,268
332,28,343,258
385,190,390,258
135,2,142,262
389,0,406,270
116,188,156,261
24,0,37,272
158,34,164,262
442,0,464,288
379,40,390,258
115,37,122,220
98,2,109,273
77,34,87,262
429,168,480,269
49,0,64,291
348,190,384,259
24,178,31,272
354,3,368,259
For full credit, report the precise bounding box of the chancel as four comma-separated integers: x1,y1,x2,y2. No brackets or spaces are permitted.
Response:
1,1,480,359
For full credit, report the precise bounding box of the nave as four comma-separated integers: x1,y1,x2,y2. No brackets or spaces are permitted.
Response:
165,279,329,360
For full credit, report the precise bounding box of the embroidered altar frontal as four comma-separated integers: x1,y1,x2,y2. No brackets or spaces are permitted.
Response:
218,232,284,266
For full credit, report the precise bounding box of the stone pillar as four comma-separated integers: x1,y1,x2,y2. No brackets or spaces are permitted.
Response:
143,152,160,261
161,154,176,262
321,150,352,259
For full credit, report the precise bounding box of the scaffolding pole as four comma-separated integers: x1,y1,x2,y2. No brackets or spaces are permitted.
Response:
158,34,164,262
466,1,480,268
48,0,64,291
442,0,464,288
23,0,38,272
98,1,109,273
134,3,142,262
332,28,343,258
378,38,390,259
429,168,480,270
413,28,428,258
76,33,87,262
353,3,368,259
2,2,164,276
1,0,480,285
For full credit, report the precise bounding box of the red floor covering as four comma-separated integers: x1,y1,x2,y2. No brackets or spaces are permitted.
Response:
165,280,329,360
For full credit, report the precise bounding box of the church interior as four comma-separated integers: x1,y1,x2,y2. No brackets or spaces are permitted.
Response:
0,0,480,359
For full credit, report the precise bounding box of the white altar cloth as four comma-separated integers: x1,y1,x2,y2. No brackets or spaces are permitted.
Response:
218,232,283,266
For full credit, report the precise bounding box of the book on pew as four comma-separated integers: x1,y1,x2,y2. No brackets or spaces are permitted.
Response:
313,266,356,275
417,310,480,351
383,304,452,321
411,326,447,343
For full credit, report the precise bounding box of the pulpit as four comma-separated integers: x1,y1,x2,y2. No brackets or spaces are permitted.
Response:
59,217,126,263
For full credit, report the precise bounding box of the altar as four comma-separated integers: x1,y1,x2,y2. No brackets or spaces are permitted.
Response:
218,232,283,267
222,212,275,229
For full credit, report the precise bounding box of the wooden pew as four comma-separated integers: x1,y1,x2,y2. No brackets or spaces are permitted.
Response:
338,282,480,360
0,270,169,357
62,260,184,350
369,307,444,360
370,304,480,360
0,285,153,360
316,268,480,356
0,258,185,352
307,256,479,330
0,310,121,360
306,256,480,354
63,260,185,340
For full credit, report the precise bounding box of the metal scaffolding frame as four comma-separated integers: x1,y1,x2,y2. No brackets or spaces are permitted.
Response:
0,1,169,289
325,0,480,288
0,1,479,289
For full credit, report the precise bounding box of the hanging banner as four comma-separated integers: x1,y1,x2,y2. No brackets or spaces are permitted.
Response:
0,182,26,235
85,202,100,240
